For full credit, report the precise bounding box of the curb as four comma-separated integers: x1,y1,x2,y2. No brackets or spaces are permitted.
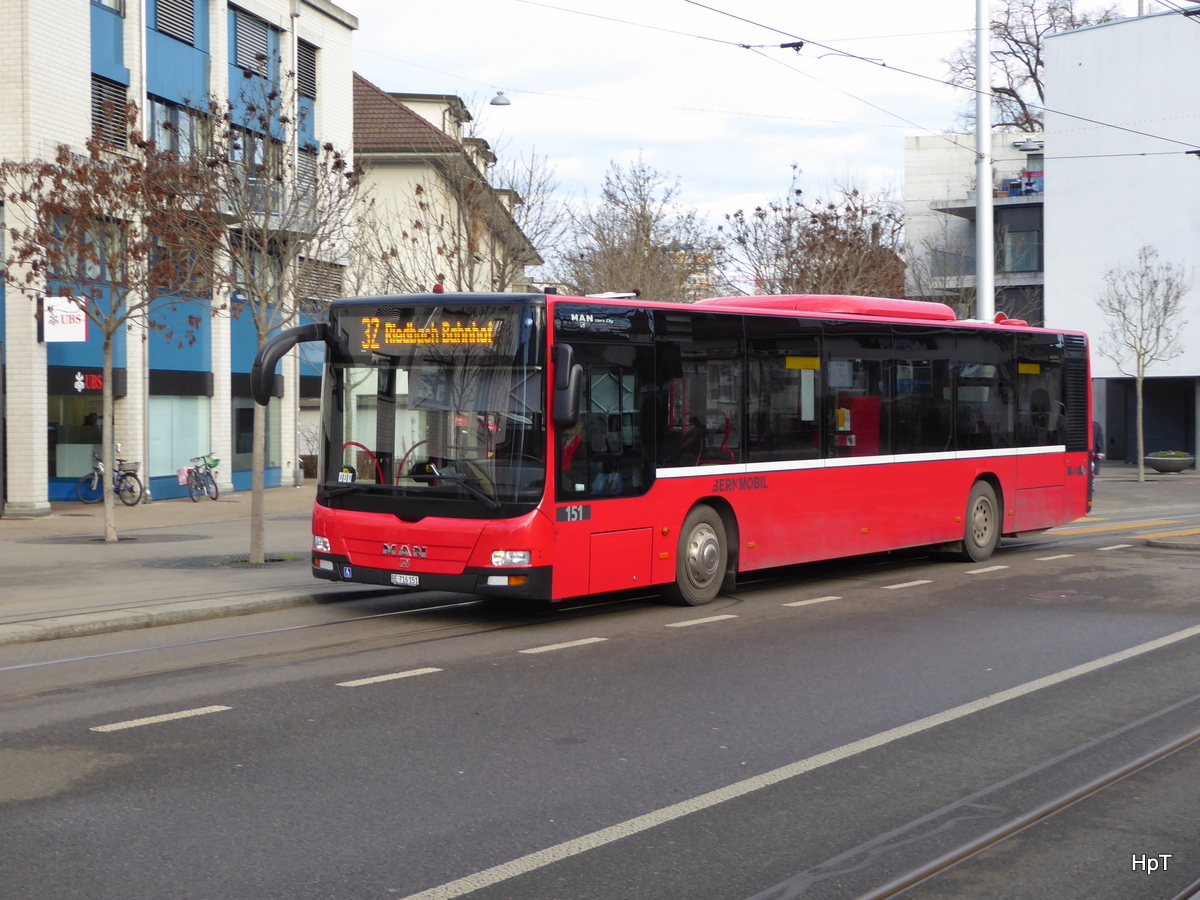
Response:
1145,538,1200,552
0,591,325,646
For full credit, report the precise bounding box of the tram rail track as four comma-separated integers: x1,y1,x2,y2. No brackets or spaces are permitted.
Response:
850,721,1200,900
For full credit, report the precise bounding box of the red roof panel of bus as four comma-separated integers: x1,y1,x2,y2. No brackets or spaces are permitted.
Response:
694,294,957,321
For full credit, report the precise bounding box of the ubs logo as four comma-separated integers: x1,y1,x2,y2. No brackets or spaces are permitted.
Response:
383,543,427,558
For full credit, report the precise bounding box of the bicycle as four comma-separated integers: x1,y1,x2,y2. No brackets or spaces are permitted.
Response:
76,453,143,506
186,453,220,502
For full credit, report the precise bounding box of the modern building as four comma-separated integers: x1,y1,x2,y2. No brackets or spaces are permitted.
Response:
904,132,1046,324
0,0,358,515
1045,10,1200,463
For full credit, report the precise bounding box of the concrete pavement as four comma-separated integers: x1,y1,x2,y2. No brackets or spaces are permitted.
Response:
1,464,1198,647
0,483,336,646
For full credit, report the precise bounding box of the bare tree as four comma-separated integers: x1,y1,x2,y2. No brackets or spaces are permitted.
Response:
945,0,1120,131
721,169,905,297
491,150,567,288
556,160,720,302
348,154,546,297
205,65,362,563
1097,246,1190,482
1,102,222,540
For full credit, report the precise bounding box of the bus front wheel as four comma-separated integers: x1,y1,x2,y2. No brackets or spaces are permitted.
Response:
960,481,1000,562
664,505,727,606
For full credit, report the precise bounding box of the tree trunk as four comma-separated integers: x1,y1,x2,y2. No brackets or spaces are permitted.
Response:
1135,374,1145,483
102,335,118,542
249,398,266,564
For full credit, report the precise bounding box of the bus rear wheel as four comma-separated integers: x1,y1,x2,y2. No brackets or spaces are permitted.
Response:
960,481,1000,562
664,505,727,606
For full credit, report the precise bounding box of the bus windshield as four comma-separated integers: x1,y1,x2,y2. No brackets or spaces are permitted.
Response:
326,302,545,510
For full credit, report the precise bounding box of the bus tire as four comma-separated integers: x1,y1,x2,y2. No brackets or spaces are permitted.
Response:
960,481,1000,562
664,505,727,606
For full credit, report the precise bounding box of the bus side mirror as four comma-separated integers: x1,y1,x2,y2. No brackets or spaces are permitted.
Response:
552,344,582,428
250,322,332,406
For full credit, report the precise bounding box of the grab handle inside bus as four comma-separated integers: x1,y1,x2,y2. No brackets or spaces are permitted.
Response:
250,322,332,406
552,343,582,428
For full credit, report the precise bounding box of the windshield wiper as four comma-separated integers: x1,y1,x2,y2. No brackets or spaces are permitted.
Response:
420,469,502,510
324,474,502,510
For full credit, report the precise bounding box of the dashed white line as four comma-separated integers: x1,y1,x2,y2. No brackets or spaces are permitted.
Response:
337,667,442,687
1036,554,1075,561
1098,544,1133,551
881,580,933,590
783,595,842,607
966,565,1008,574
519,638,608,654
666,614,738,627
90,705,232,732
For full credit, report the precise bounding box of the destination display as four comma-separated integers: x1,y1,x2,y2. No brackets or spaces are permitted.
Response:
359,316,497,351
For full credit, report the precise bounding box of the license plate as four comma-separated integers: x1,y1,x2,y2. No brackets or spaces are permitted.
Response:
391,573,420,587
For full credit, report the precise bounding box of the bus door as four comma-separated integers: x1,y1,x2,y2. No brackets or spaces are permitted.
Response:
553,340,656,597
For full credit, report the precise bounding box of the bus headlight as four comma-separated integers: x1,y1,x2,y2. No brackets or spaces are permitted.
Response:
491,550,531,567
313,535,331,553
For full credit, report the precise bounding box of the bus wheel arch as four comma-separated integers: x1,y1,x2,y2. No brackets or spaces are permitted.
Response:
664,500,738,606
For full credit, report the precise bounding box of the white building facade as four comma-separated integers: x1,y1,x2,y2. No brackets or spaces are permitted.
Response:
0,0,357,514
1045,11,1200,462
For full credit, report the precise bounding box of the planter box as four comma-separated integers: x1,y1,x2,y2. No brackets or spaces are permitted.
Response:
1145,456,1194,473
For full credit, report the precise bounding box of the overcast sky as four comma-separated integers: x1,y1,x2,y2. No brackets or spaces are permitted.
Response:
342,0,1141,220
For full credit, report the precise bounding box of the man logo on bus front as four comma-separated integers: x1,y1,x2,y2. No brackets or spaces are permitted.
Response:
383,543,427,558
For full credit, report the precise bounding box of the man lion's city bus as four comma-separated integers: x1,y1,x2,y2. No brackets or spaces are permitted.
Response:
251,292,1091,606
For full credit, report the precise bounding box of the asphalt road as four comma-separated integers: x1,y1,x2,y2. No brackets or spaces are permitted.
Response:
3,515,1200,900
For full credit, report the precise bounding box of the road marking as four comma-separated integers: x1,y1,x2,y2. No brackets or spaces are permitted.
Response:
783,595,842,607
1036,554,1074,561
1137,527,1200,540
90,705,232,732
1053,519,1181,536
393,622,1200,900
966,565,1008,574
1098,544,1133,551
666,615,738,627
519,638,608,654
337,668,442,687
881,580,933,590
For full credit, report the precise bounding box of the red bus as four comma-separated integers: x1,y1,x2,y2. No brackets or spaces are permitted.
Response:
251,292,1092,606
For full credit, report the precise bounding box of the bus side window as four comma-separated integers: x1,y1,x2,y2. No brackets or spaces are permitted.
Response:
823,325,890,458
556,343,654,499
746,318,821,463
1016,333,1065,447
655,312,744,467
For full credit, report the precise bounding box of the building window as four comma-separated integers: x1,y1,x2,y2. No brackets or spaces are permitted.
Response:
92,0,124,14
234,10,270,75
298,257,344,311
298,40,317,100
155,0,195,45
149,96,206,156
1003,231,1041,273
91,75,128,148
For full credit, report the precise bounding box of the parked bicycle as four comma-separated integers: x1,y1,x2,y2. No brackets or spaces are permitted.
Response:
186,453,220,501
76,452,143,506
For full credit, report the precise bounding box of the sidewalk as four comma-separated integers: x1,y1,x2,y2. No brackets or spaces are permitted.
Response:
0,484,338,646
1,465,1198,647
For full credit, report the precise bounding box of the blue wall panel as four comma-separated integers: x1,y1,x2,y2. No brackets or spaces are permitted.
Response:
146,30,209,107
148,299,212,371
91,5,130,84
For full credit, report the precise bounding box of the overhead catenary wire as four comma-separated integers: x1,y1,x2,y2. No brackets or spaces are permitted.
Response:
681,0,1200,151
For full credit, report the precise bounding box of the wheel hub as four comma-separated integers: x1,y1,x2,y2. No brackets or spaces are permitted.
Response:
685,524,721,587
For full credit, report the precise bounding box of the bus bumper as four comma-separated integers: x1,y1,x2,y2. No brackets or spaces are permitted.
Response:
311,555,552,599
